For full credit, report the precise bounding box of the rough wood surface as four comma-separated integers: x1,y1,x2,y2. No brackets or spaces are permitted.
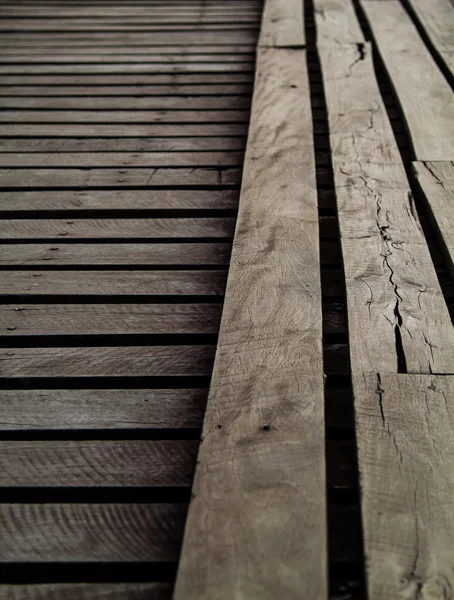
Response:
412,161,454,278
0,583,172,600
319,42,454,374
259,0,304,47
354,373,454,599
0,96,251,109
0,84,253,97
175,47,326,600
362,0,454,161
0,124,247,137
0,504,186,561
0,389,207,430
314,0,365,45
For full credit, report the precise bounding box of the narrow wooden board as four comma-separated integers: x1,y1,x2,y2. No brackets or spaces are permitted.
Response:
0,504,186,562
0,97,252,109
0,389,207,430
0,218,235,239
354,373,454,599
0,190,239,212
0,583,172,600
259,0,304,47
0,109,249,121
0,64,253,75
412,161,454,277
0,21,258,31
0,85,253,96
0,271,227,297
0,54,255,63
0,440,197,485
0,45,255,54
175,47,326,600
319,42,454,374
314,0,365,45
361,0,454,161
0,124,248,137
0,243,231,266
0,152,244,167
0,73,252,85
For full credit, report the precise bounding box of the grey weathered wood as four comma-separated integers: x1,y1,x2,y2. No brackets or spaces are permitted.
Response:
319,42,454,374
0,218,235,239
0,96,251,109
362,0,454,161
0,72,251,84
0,84,253,97
259,0,304,47
0,271,227,297
0,504,186,561
314,0,365,45
0,60,253,73
0,440,197,485
175,47,326,600
0,124,247,137
0,20,257,31
0,44,254,54
0,583,172,600
0,243,230,265
354,373,454,599
412,161,454,278
0,389,207,430
0,189,239,212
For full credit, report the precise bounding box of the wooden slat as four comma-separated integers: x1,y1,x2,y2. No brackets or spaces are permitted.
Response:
318,42,454,374
0,65,253,75
175,47,326,600
314,0,365,45
412,161,454,277
354,373,454,599
0,218,235,239
0,108,248,120
0,303,222,335
0,583,172,600
0,85,253,96
258,0,304,47
0,124,247,137
0,389,207,430
0,54,255,64
0,190,239,212
361,0,454,161
0,504,186,561
0,45,255,54
0,271,227,297
0,73,251,84
0,22,258,31
0,97,251,109
0,440,197,485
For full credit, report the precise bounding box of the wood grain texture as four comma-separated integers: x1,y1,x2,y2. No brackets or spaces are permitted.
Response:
0,271,227,297
0,440,197,486
314,0,365,45
0,84,253,97
0,64,253,75
175,47,326,600
361,0,454,161
0,124,247,137
354,373,454,599
0,218,235,239
0,504,186,561
319,42,454,374
0,189,239,212
0,583,172,600
0,44,254,54
412,161,454,278
259,0,304,47
0,389,207,430
0,96,251,109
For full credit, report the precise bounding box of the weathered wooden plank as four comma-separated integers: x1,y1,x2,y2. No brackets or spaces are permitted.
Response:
0,21,258,30
175,47,326,600
314,0,365,44
0,85,253,97
0,47,254,57
0,17,258,25
0,218,235,239
0,124,247,137
0,73,251,85
258,0,304,47
0,56,254,65
0,583,172,600
0,243,230,266
0,152,243,167
0,440,197,485
319,42,454,374
0,64,253,75
0,96,251,109
361,0,454,161
0,389,207,430
354,373,454,599
0,271,227,297
412,161,454,277
0,109,249,122
0,504,186,562
0,190,239,212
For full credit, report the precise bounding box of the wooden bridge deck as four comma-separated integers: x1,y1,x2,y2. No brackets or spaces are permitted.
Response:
0,0,453,599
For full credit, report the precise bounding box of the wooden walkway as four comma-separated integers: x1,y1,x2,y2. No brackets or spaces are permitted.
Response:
0,0,454,599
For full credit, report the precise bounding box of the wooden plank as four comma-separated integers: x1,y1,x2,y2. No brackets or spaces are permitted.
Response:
0,109,249,121
0,243,231,266
354,373,454,599
258,0,304,47
318,42,454,374
0,152,244,167
361,0,454,161
314,0,365,45
0,190,239,212
0,583,172,600
0,303,222,336
0,55,255,64
0,64,253,74
0,97,252,109
0,440,197,485
0,22,258,31
175,47,326,600
0,504,186,561
0,389,207,430
0,271,227,297
0,124,248,137
0,85,253,97
0,218,235,239
0,17,258,25
0,73,252,85
0,45,255,54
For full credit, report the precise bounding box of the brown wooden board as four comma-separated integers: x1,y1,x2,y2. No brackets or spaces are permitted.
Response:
0,139,247,152
0,84,253,96
0,583,173,600
0,97,252,109
0,124,248,137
